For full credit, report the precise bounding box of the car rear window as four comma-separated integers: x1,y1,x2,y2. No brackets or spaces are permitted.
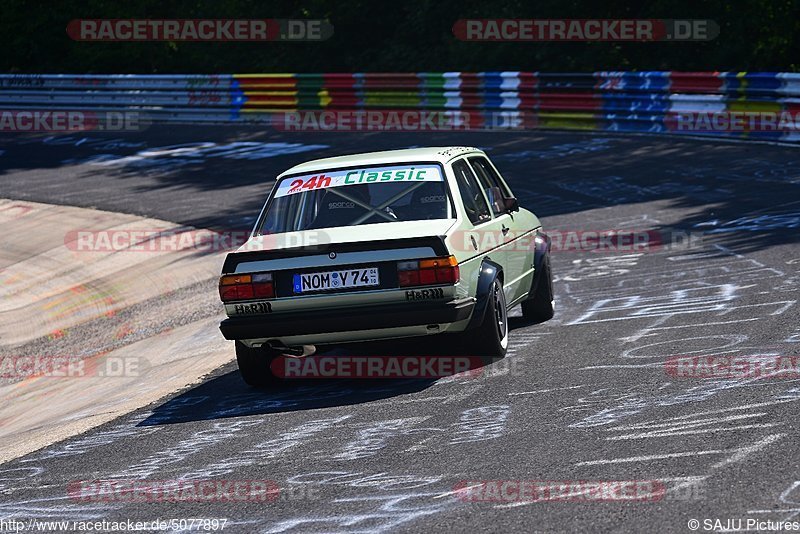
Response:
259,163,453,233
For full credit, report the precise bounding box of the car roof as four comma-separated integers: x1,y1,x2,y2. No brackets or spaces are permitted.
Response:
278,147,485,177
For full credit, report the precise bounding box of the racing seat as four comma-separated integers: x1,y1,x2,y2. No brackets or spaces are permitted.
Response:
309,188,370,228
406,182,448,220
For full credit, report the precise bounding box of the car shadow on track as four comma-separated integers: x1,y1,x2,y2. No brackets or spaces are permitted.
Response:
137,335,502,427
137,370,439,426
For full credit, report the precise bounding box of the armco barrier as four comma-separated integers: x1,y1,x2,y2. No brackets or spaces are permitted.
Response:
1,72,800,141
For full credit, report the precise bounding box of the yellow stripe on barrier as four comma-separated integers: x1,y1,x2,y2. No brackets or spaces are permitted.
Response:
538,112,600,130
728,101,782,113
239,91,299,97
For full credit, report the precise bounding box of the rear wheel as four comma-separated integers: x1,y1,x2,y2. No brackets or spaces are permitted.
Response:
469,278,509,361
235,341,282,387
522,253,555,322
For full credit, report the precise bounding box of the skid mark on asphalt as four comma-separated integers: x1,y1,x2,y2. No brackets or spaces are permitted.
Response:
538,223,800,517
748,481,800,523
508,385,585,396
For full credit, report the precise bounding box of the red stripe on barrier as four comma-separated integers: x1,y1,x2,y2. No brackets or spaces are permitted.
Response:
538,92,602,111
321,73,358,89
670,72,723,93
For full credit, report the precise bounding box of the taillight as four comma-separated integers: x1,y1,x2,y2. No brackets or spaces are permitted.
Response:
219,273,274,302
398,256,459,287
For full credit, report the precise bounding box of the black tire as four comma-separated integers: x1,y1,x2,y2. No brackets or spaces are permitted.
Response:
522,253,555,322
469,278,509,361
235,341,282,388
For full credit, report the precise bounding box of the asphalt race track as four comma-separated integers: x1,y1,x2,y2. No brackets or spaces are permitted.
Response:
1,126,799,533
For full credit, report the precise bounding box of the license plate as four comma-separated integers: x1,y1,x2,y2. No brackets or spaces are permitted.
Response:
293,267,380,293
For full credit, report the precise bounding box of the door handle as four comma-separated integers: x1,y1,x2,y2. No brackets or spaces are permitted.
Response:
501,225,509,236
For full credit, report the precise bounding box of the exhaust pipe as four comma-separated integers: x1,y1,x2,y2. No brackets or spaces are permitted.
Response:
264,341,315,357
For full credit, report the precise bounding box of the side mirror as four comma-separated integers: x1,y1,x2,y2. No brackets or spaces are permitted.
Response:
503,196,519,212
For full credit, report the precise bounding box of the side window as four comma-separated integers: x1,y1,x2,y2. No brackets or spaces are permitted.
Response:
452,159,492,225
469,156,511,215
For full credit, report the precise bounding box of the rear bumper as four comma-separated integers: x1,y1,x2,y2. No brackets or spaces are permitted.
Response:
219,298,476,341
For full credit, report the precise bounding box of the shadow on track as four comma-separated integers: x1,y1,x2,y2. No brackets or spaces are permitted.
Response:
137,369,440,426
136,330,527,426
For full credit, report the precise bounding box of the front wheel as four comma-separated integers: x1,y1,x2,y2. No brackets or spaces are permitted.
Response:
235,341,282,387
522,253,555,322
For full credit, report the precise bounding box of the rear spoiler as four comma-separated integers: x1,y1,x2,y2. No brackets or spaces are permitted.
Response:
222,236,449,274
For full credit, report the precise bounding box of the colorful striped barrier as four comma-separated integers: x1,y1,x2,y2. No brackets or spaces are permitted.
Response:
2,72,800,141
